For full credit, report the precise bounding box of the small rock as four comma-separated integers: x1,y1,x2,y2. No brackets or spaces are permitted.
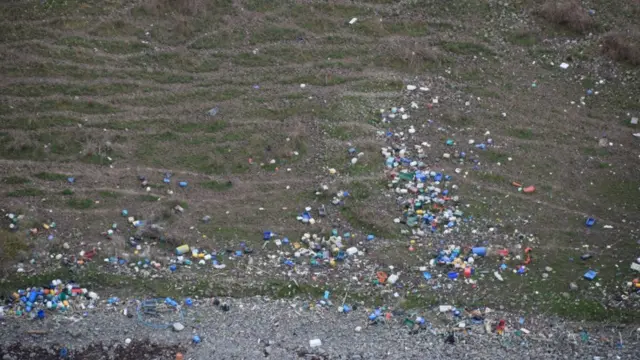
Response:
173,322,185,332
545,266,552,272
569,282,579,291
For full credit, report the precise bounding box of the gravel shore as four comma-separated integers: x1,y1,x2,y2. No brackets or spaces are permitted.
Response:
1,297,637,359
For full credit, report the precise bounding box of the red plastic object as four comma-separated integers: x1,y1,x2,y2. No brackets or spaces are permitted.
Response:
523,185,536,193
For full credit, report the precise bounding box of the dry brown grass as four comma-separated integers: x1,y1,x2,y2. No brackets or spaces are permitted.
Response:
601,32,640,66
538,0,594,33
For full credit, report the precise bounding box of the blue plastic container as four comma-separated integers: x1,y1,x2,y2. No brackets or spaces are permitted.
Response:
585,218,596,227
178,181,188,188
472,247,487,257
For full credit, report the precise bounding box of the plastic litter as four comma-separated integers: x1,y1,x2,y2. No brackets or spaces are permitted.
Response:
584,270,597,280
309,338,322,347
137,298,184,329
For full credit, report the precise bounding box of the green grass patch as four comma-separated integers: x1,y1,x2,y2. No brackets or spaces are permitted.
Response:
475,171,507,184
56,36,150,54
280,74,351,86
248,26,299,44
506,30,538,46
323,125,352,140
349,181,372,199
81,153,113,166
352,80,403,92
596,180,639,211
245,0,282,12
201,180,233,191
7,188,45,197
138,194,160,202
508,128,534,140
61,189,74,196
89,20,143,37
1,115,79,130
66,198,94,209
549,298,636,323
99,191,120,198
0,230,30,265
339,205,395,239
2,176,30,185
34,172,70,181
441,41,494,55
0,23,53,42
482,149,509,163
128,52,220,72
2,83,141,97
172,121,228,133
34,99,116,114
581,147,609,157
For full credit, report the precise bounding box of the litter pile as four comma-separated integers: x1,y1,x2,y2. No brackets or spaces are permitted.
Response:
278,230,363,270
3,280,99,317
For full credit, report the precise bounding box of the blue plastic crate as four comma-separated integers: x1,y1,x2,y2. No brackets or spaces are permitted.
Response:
584,270,597,280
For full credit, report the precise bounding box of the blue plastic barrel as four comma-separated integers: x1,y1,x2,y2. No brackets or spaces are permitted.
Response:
472,247,487,256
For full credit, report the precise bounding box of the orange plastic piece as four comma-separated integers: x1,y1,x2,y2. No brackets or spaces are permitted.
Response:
523,185,536,193
523,247,532,265
176,353,184,360
512,182,522,187
377,271,388,284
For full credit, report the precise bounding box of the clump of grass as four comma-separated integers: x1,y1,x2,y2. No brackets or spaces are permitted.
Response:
0,230,30,264
509,128,534,140
601,32,640,66
139,194,160,202
441,41,494,55
61,189,74,195
2,176,30,184
34,172,69,181
7,188,45,197
538,0,594,34
201,180,233,191
99,191,120,198
67,198,94,209
506,30,538,46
